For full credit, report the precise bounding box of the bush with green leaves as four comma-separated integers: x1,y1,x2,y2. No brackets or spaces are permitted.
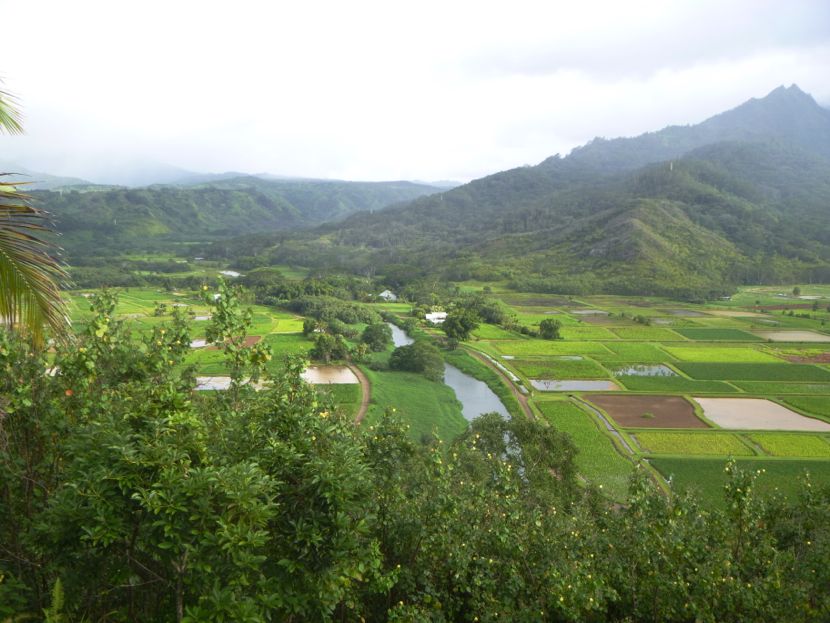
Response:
388,340,445,381
361,323,393,352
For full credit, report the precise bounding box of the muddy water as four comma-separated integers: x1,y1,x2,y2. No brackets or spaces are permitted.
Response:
387,323,509,421
613,364,676,377
301,366,359,384
530,380,621,391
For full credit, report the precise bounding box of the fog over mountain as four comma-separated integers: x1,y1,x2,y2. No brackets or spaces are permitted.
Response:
0,0,828,183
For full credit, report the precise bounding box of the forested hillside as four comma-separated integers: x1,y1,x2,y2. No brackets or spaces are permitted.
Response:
35,177,443,256
210,86,830,299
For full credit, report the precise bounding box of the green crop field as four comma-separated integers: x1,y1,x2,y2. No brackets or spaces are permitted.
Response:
611,327,684,341
674,328,764,341
492,340,612,356
510,358,609,379
734,381,830,395
536,400,634,500
748,433,830,458
651,457,830,506
634,431,754,456
661,346,781,363
783,396,830,418
262,333,314,358
591,342,675,363
559,325,618,340
676,362,830,382
472,323,523,340
616,375,738,393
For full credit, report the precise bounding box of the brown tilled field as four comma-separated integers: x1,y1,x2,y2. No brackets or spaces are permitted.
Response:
588,395,708,429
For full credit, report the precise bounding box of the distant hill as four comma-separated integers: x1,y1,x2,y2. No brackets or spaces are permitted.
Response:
37,176,445,257
0,162,95,190
213,85,830,299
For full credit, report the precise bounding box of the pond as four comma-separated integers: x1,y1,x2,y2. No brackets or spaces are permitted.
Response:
613,364,676,377
387,323,510,421
530,379,621,391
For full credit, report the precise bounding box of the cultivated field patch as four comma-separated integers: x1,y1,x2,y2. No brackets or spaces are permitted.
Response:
782,396,830,418
531,380,621,391
634,431,754,456
661,346,780,363
492,340,612,357
616,375,737,393
588,395,707,429
512,358,609,379
748,433,830,458
559,325,618,340
612,327,684,341
536,400,634,500
734,381,830,395
674,328,763,341
693,398,830,432
753,330,830,343
651,458,830,506
592,342,675,363
677,362,830,382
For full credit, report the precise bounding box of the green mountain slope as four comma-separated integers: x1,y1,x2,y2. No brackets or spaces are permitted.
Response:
37,177,443,256
213,86,830,298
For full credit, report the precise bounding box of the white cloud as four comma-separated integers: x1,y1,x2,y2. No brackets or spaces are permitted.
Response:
0,0,827,183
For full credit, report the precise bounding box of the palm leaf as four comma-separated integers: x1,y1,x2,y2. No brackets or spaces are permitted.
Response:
0,175,70,344
0,83,23,135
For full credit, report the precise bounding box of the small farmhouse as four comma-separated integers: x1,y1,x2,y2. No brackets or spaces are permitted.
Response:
425,311,447,324
378,289,398,302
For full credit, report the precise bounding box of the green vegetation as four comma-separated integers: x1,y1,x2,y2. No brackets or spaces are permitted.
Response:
616,375,738,393
662,345,781,362
389,340,445,381
592,342,674,363
674,327,764,341
784,396,830,418
676,362,830,381
539,317,563,339
536,400,635,500
635,432,754,456
511,357,609,379
361,366,466,442
611,326,683,340
735,381,830,394
749,434,830,457
651,457,830,506
493,340,612,356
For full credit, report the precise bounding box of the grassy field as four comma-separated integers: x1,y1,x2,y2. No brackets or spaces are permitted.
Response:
493,340,612,356
673,328,764,341
783,396,830,418
634,431,755,456
616,375,738,393
360,367,468,443
676,362,830,381
591,342,675,363
536,400,635,501
748,433,830,457
510,358,609,379
650,457,830,506
661,346,781,363
611,327,684,340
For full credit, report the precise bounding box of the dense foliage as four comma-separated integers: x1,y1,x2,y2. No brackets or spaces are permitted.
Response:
1,288,830,621
206,86,830,300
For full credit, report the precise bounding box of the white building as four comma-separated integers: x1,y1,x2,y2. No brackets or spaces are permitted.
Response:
425,311,447,324
378,289,398,302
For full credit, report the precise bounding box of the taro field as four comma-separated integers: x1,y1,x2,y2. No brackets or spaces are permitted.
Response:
462,286,830,506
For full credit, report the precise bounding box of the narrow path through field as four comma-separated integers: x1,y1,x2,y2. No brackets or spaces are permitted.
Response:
465,348,534,420
348,363,371,424
571,396,635,455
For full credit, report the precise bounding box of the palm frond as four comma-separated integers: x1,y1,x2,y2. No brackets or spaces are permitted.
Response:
0,82,23,135
0,175,70,344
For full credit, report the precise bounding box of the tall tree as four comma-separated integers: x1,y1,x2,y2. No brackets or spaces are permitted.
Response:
0,81,69,344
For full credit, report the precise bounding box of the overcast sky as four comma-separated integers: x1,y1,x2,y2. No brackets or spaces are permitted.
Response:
0,0,828,184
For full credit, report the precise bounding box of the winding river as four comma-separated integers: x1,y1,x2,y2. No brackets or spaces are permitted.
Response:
387,323,510,421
